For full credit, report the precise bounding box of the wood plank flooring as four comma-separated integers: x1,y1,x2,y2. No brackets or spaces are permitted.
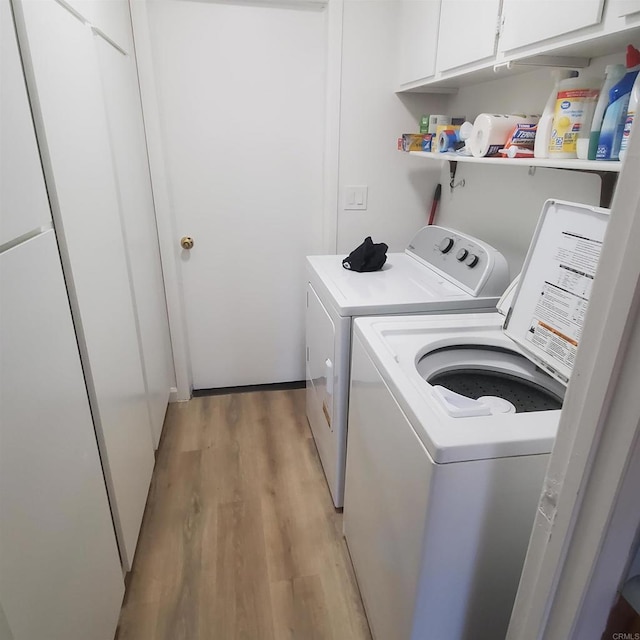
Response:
116,389,371,640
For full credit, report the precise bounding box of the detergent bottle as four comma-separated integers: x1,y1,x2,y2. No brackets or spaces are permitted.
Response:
534,70,578,159
596,45,640,160
619,71,640,161
548,74,601,158
576,77,604,159
587,63,626,160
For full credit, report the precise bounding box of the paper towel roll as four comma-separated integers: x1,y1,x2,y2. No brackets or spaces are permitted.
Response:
459,121,474,141
469,114,537,158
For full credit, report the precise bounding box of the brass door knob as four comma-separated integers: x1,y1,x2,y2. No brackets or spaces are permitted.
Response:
180,236,194,250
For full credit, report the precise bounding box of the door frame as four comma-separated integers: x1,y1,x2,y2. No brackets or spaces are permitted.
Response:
128,0,343,400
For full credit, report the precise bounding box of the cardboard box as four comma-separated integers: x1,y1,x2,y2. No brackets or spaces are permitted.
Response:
400,133,434,152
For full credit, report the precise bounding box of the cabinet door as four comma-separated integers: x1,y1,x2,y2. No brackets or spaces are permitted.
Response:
95,32,174,447
14,0,155,570
0,232,124,640
436,0,501,72
0,0,50,246
397,0,441,86
499,0,605,52
615,0,640,16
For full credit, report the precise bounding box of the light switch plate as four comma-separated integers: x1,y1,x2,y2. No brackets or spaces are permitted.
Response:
344,185,368,210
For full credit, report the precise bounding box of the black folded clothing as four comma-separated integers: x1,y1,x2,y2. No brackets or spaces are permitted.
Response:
342,236,388,272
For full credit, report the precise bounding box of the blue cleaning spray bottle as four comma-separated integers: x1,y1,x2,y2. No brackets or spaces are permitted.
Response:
596,45,640,160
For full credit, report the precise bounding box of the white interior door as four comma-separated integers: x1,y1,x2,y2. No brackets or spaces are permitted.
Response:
146,0,326,390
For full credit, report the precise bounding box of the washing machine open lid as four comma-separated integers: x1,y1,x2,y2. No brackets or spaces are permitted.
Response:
498,199,610,386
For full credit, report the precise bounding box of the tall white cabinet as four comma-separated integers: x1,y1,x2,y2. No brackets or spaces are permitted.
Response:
11,0,175,571
13,0,154,570
0,0,124,637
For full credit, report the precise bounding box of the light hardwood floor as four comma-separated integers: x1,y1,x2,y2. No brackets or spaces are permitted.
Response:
116,389,371,640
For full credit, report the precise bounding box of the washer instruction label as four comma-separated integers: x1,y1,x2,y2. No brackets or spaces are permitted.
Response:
525,231,603,370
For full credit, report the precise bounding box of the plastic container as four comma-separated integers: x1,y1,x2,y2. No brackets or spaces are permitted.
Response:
576,78,604,159
596,45,640,160
498,123,537,158
534,70,578,159
549,75,601,158
619,72,640,161
587,64,626,160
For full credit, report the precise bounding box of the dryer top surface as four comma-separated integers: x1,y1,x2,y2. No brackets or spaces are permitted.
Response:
307,253,497,316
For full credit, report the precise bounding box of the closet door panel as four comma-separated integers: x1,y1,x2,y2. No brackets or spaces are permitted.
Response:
0,0,50,245
64,0,132,52
14,0,155,569
0,232,124,640
95,32,174,447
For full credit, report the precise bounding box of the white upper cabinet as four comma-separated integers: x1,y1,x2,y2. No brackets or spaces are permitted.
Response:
436,0,502,72
498,0,605,53
397,0,441,87
0,0,50,246
615,0,640,17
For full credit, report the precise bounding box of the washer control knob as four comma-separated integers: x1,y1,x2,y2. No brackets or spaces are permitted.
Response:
465,253,480,268
439,237,455,254
456,248,469,262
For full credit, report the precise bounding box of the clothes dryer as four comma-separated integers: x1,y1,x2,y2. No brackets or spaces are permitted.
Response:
306,226,509,507
343,200,609,640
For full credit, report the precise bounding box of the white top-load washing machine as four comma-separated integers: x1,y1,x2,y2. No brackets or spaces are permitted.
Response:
306,226,510,507
343,200,610,640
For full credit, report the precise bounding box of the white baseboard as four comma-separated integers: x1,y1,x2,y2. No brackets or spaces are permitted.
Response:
169,386,191,403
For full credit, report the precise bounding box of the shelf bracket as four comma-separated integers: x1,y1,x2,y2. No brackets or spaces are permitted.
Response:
596,171,618,209
530,166,618,208
449,160,465,192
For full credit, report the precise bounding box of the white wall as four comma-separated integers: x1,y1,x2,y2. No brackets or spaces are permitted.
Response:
336,0,449,254
435,54,625,275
